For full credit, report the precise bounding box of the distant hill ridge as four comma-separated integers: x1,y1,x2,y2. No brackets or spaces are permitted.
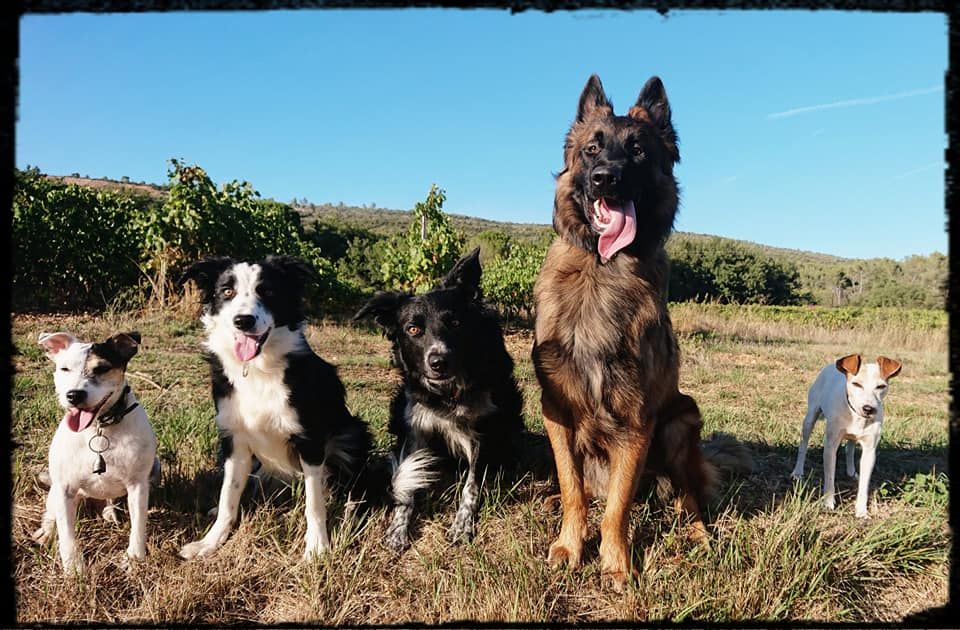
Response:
42,174,859,264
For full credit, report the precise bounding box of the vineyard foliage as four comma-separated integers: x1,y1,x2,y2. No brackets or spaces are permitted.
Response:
12,165,946,315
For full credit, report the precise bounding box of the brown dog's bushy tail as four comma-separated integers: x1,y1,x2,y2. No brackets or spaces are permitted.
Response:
701,431,754,498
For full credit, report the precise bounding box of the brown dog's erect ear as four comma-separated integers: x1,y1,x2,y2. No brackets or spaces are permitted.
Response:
629,76,680,164
835,353,862,376
38,332,77,359
105,332,141,363
576,74,612,122
877,356,902,380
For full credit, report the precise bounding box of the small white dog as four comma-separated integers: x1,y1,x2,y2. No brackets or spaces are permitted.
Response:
33,331,159,573
791,354,902,517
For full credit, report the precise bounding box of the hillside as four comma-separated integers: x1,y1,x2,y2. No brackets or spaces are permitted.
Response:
31,172,944,309
41,173,869,263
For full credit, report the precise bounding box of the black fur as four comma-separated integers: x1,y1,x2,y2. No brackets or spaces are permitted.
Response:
356,249,523,548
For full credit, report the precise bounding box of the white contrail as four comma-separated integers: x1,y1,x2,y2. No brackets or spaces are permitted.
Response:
767,85,942,120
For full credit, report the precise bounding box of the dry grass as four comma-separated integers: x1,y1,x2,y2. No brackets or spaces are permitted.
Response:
11,305,949,623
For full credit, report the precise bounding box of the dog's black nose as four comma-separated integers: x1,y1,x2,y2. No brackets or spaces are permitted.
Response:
233,315,256,331
590,166,620,191
427,352,448,374
66,389,87,405
862,405,876,416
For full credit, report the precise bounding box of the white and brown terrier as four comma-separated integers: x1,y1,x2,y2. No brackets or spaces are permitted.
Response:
791,354,902,517
33,331,159,573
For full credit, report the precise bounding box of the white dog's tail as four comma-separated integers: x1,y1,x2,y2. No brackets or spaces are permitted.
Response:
390,448,440,505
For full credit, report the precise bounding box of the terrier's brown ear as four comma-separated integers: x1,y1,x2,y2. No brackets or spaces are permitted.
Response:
836,354,862,376
877,356,902,380
105,332,141,363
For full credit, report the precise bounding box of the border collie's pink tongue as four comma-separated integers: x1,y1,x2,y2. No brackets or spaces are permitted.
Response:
234,334,260,362
595,198,637,263
63,407,96,432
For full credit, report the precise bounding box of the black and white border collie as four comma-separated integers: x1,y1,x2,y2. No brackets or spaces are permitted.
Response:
355,249,524,550
179,255,371,560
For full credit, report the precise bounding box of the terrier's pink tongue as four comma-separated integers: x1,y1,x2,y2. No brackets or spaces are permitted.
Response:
596,198,637,262
62,408,95,432
234,334,259,362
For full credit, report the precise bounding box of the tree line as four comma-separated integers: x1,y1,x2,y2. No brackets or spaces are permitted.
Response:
12,163,945,316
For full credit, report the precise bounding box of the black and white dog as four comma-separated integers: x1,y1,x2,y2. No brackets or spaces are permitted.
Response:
179,255,372,560
355,249,524,550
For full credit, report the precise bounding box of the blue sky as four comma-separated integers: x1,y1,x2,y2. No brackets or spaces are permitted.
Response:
17,9,947,259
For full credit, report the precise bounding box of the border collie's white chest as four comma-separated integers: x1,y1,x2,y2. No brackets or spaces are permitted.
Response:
217,358,303,474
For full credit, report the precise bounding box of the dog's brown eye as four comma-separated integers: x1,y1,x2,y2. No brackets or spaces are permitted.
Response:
585,143,600,156
852,382,863,388
450,319,460,328
222,287,236,298
876,384,887,390
406,325,422,337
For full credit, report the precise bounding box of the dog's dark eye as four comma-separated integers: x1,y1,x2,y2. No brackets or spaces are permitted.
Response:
876,384,887,390
92,365,111,376
259,287,274,298
852,382,863,389
406,325,422,337
632,143,646,159
222,287,236,299
59,367,70,372
585,143,600,156
450,319,460,328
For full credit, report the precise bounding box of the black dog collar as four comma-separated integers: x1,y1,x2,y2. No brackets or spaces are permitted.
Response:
97,385,139,427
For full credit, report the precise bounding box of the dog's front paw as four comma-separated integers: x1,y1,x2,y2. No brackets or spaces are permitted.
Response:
789,470,803,482
822,497,836,511
302,544,330,563
384,525,410,552
447,515,475,544
855,506,870,519
600,567,638,593
31,526,51,545
126,544,146,561
179,539,219,560
61,554,86,577
547,539,582,570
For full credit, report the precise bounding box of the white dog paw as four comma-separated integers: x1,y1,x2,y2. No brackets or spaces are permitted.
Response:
822,499,836,511
62,555,86,577
31,527,51,545
855,508,870,519
789,471,803,482
179,540,218,560
302,546,330,563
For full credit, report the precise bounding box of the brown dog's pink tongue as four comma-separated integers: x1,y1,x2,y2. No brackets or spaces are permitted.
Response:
63,408,95,432
234,334,259,362
596,198,637,262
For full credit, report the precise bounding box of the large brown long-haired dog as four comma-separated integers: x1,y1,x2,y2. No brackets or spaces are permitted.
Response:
532,74,746,590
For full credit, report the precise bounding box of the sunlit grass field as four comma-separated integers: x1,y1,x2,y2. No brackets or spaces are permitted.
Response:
11,304,949,623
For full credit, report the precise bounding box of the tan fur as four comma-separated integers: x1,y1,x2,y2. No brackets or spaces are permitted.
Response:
533,75,729,589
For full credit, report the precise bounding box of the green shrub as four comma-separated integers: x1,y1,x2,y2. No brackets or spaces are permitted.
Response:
378,185,465,292
13,170,147,310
